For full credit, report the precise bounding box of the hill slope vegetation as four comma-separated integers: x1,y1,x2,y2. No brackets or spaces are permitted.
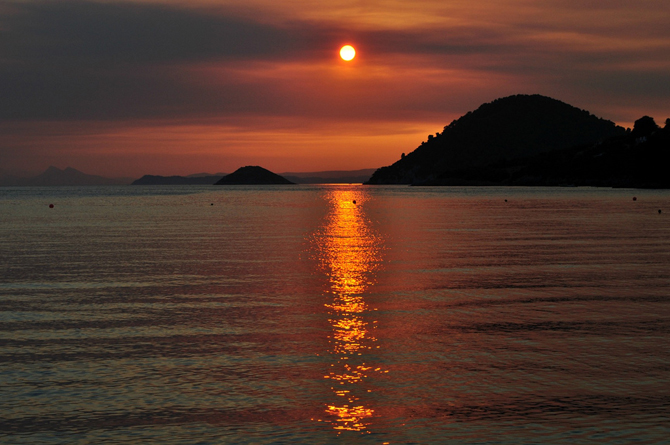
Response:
366,95,626,185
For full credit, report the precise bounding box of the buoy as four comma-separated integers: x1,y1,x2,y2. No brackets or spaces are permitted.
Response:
659,209,662,214
353,200,356,204
49,204,54,208
504,199,508,202
210,203,214,206
633,197,637,201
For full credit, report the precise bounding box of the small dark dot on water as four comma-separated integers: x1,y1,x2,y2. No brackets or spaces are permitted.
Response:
353,200,356,204
49,204,54,208
633,197,637,201
504,199,508,202
211,203,214,206
659,209,662,214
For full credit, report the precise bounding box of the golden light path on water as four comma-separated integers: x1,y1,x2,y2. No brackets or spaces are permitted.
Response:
315,189,386,434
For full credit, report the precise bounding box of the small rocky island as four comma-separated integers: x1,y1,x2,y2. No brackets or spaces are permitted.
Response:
214,166,294,185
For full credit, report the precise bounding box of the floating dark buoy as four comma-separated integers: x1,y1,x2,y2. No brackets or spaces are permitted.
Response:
49,204,54,208
353,200,356,204
659,209,662,214
504,199,508,202
210,203,214,206
633,197,637,201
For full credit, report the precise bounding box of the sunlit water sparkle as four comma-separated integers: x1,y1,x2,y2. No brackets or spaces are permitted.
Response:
1,185,669,444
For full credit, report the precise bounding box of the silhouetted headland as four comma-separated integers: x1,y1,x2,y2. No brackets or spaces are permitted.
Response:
215,166,294,185
364,94,670,188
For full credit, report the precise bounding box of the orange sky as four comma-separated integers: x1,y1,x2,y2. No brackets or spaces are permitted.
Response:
1,0,669,178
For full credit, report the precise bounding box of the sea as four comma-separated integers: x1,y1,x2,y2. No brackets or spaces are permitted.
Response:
1,185,669,444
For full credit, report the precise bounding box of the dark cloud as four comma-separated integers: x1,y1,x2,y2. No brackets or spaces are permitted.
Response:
0,1,509,121
574,69,670,99
0,1,293,64
1,0,668,124
0,1,314,120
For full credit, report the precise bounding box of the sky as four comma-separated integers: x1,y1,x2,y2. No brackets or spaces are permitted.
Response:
1,0,669,178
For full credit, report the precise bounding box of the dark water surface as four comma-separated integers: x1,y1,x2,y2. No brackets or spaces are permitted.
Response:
1,185,669,444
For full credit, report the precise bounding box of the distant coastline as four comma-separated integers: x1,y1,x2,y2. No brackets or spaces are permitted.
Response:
3,96,668,189
132,174,225,185
0,166,131,187
1,167,378,186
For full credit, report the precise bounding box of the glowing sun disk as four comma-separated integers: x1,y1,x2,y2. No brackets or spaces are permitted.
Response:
340,45,356,61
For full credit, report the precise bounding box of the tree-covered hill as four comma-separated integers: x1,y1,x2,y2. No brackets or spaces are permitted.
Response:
365,95,626,184
501,116,670,188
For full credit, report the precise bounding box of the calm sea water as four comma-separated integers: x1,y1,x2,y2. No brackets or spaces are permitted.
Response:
1,185,669,444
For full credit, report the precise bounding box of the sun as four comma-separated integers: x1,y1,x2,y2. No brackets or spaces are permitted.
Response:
340,45,356,61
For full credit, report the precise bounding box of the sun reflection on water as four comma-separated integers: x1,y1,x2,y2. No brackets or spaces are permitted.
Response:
315,189,385,433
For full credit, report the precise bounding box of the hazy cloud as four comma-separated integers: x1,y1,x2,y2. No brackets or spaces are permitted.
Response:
0,1,516,121
1,0,669,175
1,1,293,63
2,0,668,122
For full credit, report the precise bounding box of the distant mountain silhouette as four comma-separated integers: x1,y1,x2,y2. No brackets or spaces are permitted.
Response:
215,166,294,185
282,169,377,184
366,94,626,185
0,166,128,186
132,174,224,185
